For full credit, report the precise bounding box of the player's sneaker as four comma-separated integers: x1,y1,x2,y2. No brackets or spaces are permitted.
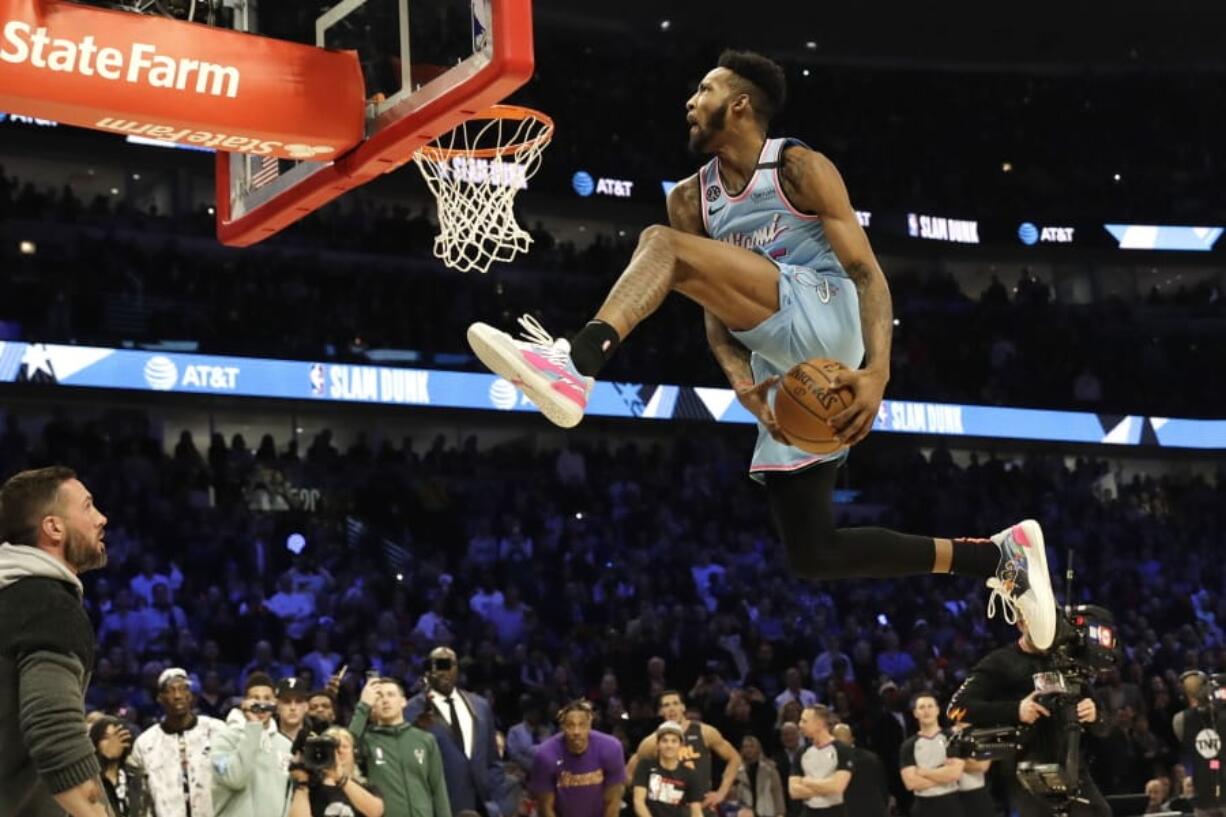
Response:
467,315,593,429
985,519,1058,650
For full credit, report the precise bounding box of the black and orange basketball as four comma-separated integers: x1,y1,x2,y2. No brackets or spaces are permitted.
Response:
774,359,854,454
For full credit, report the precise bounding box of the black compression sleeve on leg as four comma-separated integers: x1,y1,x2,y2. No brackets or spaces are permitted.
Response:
765,463,937,580
569,320,621,377
950,538,1001,579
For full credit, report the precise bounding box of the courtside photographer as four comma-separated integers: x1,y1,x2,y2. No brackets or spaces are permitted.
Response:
946,604,1120,817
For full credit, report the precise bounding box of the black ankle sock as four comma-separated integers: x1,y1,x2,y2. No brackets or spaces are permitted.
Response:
569,320,621,377
950,537,1001,579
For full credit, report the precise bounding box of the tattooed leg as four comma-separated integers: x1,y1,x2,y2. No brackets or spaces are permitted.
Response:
591,225,780,341
592,225,683,338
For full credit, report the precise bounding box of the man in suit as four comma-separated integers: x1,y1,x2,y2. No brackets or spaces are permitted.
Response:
406,646,511,817
867,681,909,815
772,721,806,817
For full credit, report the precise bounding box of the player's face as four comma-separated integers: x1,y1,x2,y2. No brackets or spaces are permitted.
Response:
562,711,592,755
913,696,940,727
54,479,108,572
658,694,684,723
159,678,194,718
686,68,735,153
375,683,407,724
309,695,336,724
248,685,276,725
428,652,459,695
798,708,822,740
278,696,308,729
658,732,682,760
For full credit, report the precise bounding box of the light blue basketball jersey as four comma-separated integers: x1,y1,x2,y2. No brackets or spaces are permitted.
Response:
698,137,865,479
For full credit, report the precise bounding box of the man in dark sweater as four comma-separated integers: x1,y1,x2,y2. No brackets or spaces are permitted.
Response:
0,466,112,817
947,611,1111,817
832,724,889,817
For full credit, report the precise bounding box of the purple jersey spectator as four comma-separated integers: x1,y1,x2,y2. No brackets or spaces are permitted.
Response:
529,730,626,817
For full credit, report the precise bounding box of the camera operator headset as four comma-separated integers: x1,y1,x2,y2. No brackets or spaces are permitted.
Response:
1173,670,1226,817
946,606,1114,817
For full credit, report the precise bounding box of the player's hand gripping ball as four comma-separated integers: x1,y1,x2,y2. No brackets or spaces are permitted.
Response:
773,359,856,454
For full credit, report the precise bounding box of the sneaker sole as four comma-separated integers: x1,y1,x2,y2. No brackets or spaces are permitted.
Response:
1016,519,1057,649
467,322,585,429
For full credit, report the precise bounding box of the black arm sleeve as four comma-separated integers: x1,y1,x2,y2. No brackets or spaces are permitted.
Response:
947,650,1022,727
834,743,855,773
898,736,917,769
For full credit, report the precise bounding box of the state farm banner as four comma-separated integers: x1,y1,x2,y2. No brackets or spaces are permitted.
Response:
0,0,363,159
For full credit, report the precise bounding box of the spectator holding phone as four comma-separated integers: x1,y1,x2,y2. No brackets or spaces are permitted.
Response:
212,671,294,817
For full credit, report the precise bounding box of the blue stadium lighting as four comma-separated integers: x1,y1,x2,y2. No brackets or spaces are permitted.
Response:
286,533,307,554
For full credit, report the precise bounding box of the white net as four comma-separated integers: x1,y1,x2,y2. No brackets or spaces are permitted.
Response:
413,106,553,274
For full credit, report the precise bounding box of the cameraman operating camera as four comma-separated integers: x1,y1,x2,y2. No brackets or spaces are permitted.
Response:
289,726,385,817
947,610,1112,817
1173,671,1226,817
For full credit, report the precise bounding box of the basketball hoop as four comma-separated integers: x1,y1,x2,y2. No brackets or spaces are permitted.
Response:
413,104,554,273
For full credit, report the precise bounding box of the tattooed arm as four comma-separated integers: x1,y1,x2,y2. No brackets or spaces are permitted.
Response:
667,175,788,441
780,146,891,445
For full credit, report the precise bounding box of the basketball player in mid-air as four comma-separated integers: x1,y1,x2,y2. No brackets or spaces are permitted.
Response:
467,50,1058,647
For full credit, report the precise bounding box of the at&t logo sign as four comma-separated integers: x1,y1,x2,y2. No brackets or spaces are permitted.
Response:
143,355,178,390
1018,221,1075,245
572,169,634,198
488,377,519,410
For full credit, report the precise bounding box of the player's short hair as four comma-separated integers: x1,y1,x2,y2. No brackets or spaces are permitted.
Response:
803,704,833,727
378,677,407,696
717,49,787,126
0,466,77,545
245,672,275,694
656,689,685,709
557,699,595,723
911,690,940,710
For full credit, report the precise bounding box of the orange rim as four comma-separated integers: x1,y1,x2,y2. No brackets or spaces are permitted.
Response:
415,104,554,161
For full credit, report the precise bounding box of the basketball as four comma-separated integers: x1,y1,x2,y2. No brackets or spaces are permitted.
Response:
774,359,855,454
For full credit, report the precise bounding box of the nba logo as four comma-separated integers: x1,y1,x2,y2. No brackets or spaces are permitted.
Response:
309,363,325,396
907,213,919,237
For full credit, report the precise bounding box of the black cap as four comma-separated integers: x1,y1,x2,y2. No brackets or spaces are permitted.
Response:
276,677,310,700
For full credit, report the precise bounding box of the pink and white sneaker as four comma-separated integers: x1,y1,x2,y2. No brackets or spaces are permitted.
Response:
467,315,594,429
985,519,1058,650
